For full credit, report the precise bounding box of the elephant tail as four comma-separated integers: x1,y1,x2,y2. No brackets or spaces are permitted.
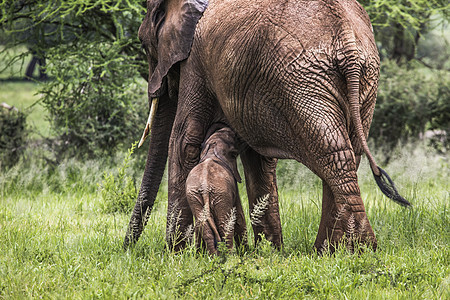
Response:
345,68,411,207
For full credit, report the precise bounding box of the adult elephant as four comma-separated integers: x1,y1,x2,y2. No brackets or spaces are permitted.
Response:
124,0,410,252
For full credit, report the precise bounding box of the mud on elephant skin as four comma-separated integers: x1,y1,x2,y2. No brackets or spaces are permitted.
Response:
124,0,410,253
185,124,247,255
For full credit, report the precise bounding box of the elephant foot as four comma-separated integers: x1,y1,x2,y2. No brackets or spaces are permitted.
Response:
249,194,283,249
252,227,283,250
314,203,377,254
166,227,194,252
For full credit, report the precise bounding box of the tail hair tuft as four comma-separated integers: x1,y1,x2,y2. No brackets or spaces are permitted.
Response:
373,167,411,207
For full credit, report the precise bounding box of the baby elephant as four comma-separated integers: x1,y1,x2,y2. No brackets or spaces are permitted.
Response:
186,125,247,254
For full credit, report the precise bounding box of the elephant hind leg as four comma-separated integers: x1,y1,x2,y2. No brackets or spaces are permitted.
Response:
194,221,219,255
187,190,221,254
313,150,377,254
167,117,208,251
240,147,283,248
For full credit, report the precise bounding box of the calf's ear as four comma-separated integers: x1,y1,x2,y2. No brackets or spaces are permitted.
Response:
148,0,209,96
231,160,242,183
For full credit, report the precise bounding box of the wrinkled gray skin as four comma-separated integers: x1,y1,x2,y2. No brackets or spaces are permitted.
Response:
186,126,247,255
124,0,406,253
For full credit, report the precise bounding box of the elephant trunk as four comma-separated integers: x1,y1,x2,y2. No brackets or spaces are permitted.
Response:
123,93,177,249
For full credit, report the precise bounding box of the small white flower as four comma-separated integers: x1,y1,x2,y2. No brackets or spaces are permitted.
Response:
223,207,237,240
250,194,270,226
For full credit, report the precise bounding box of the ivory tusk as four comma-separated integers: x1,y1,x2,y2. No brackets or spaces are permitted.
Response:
138,97,159,148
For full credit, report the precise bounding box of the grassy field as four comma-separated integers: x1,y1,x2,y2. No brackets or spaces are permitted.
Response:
1,80,449,298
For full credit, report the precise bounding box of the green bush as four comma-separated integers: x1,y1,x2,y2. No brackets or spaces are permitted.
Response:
99,142,138,214
360,0,449,63
40,42,147,158
0,105,27,169
370,60,450,152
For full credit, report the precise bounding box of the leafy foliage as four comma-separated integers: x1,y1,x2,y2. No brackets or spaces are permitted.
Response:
416,21,450,70
40,42,147,158
370,60,450,153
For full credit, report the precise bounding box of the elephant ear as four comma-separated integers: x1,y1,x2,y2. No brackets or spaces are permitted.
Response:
148,0,209,96
231,159,242,183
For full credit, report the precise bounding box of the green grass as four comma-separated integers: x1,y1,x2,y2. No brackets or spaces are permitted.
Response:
0,143,448,299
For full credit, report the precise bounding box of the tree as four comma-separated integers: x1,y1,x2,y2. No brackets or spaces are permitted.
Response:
0,0,149,158
361,0,450,63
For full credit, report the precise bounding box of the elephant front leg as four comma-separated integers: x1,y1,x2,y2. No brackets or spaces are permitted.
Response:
232,195,249,250
241,147,283,248
166,185,194,252
166,119,208,251
314,153,377,254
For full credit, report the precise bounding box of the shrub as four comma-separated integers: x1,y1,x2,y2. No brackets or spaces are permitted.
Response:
370,60,450,153
0,104,27,169
40,42,147,158
99,142,138,214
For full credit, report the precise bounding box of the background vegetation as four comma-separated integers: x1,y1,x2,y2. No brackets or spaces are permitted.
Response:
0,0,449,298
0,0,148,159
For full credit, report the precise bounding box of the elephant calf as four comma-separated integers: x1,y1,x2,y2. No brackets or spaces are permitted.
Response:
186,125,247,254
